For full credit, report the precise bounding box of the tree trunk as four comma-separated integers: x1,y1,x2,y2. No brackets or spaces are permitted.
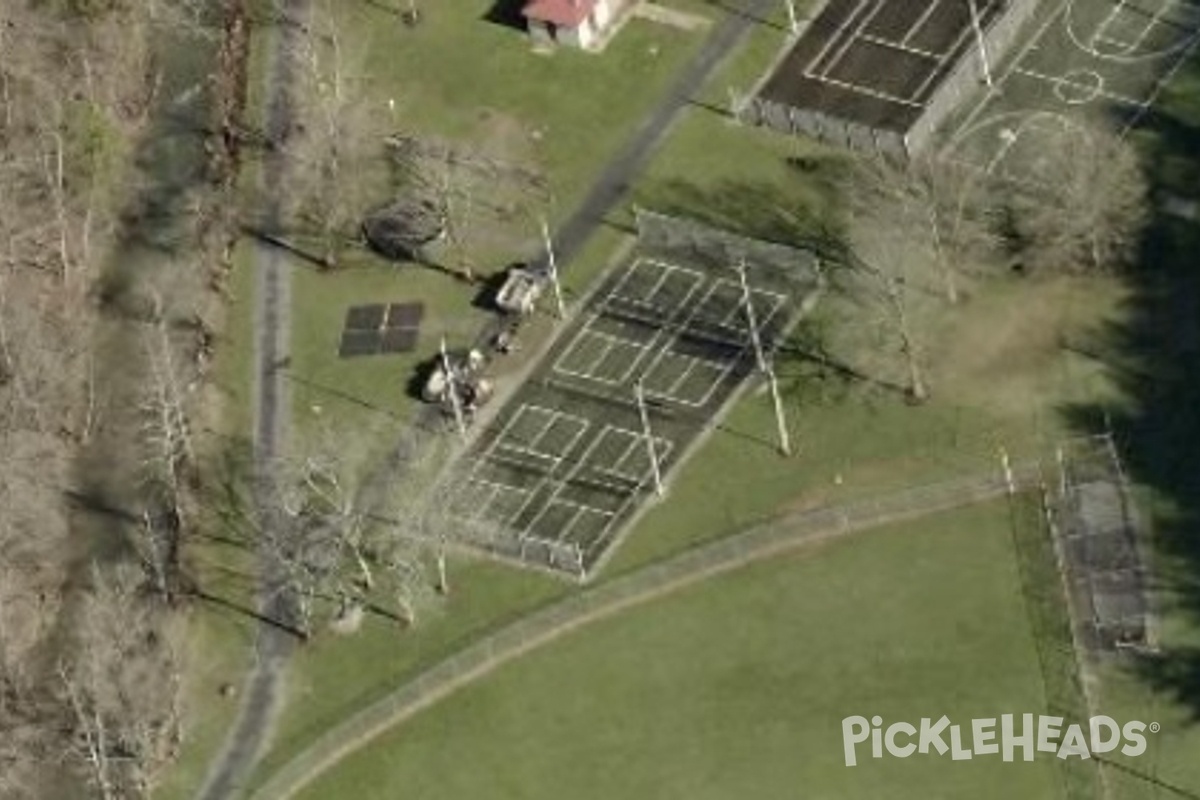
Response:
888,275,928,403
928,205,959,305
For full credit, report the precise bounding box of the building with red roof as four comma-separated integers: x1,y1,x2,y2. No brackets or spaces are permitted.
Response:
521,0,626,50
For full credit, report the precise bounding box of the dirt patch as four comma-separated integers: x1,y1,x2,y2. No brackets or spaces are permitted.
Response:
930,275,1127,418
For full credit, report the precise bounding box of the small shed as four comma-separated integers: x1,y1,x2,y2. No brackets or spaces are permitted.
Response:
521,0,621,50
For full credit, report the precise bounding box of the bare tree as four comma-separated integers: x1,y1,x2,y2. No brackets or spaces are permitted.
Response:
1008,119,1148,273
141,296,195,492
267,423,456,635
60,563,183,800
849,153,999,305
283,0,387,268
842,160,943,401
0,2,223,798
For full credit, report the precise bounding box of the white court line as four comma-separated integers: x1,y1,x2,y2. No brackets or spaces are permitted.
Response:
597,430,644,480
492,404,588,467
713,282,787,329
805,70,928,108
560,327,619,385
499,410,588,460
553,321,638,383
647,350,728,406
521,428,626,545
516,531,584,567
470,403,594,527
643,349,739,408
527,500,614,548
613,260,674,307
807,0,875,73
605,258,666,307
1121,19,1200,131
1090,0,1134,51
604,429,674,484
552,322,654,386
602,429,670,482
595,257,709,385
818,0,891,80
1120,0,1179,54
909,16,979,101
528,502,589,544
639,277,783,408
1092,33,1137,51
584,430,673,485
475,404,555,468
903,0,946,45
581,435,679,557
945,2,1068,157
589,426,669,468
679,359,737,408
858,32,942,60
665,355,711,400
492,416,588,473
459,476,531,523
1063,0,1200,60
692,278,785,332
1012,65,1148,106
461,482,504,521
527,409,589,456
515,405,566,449
604,258,703,314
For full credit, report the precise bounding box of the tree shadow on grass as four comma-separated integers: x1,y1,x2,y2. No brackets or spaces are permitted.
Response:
634,170,847,256
1062,209,1200,719
1058,52,1200,731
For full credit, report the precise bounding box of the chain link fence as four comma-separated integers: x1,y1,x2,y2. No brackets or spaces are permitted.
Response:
251,463,1040,800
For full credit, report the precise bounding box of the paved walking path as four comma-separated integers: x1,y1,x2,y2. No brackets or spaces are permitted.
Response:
250,464,1041,800
199,1,781,795
195,1,308,797
531,0,780,272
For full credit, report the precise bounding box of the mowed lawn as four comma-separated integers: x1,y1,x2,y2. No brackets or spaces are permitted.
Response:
282,0,714,435
295,500,1068,800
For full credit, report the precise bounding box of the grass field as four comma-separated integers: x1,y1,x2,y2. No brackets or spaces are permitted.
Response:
244,558,570,789
291,497,1079,800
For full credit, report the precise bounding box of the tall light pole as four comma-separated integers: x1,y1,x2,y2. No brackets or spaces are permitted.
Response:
439,336,468,441
736,259,792,456
784,0,799,34
540,217,566,319
634,380,665,497
967,0,994,88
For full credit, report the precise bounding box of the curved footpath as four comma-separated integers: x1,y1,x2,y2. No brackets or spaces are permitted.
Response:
198,0,786,795
195,0,308,797
251,464,1040,800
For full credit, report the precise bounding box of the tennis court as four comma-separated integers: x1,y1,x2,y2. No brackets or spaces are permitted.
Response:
746,0,1026,154
445,214,823,578
762,0,1008,132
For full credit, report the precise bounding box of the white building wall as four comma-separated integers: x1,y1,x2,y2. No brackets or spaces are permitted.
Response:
560,18,596,48
592,0,612,28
